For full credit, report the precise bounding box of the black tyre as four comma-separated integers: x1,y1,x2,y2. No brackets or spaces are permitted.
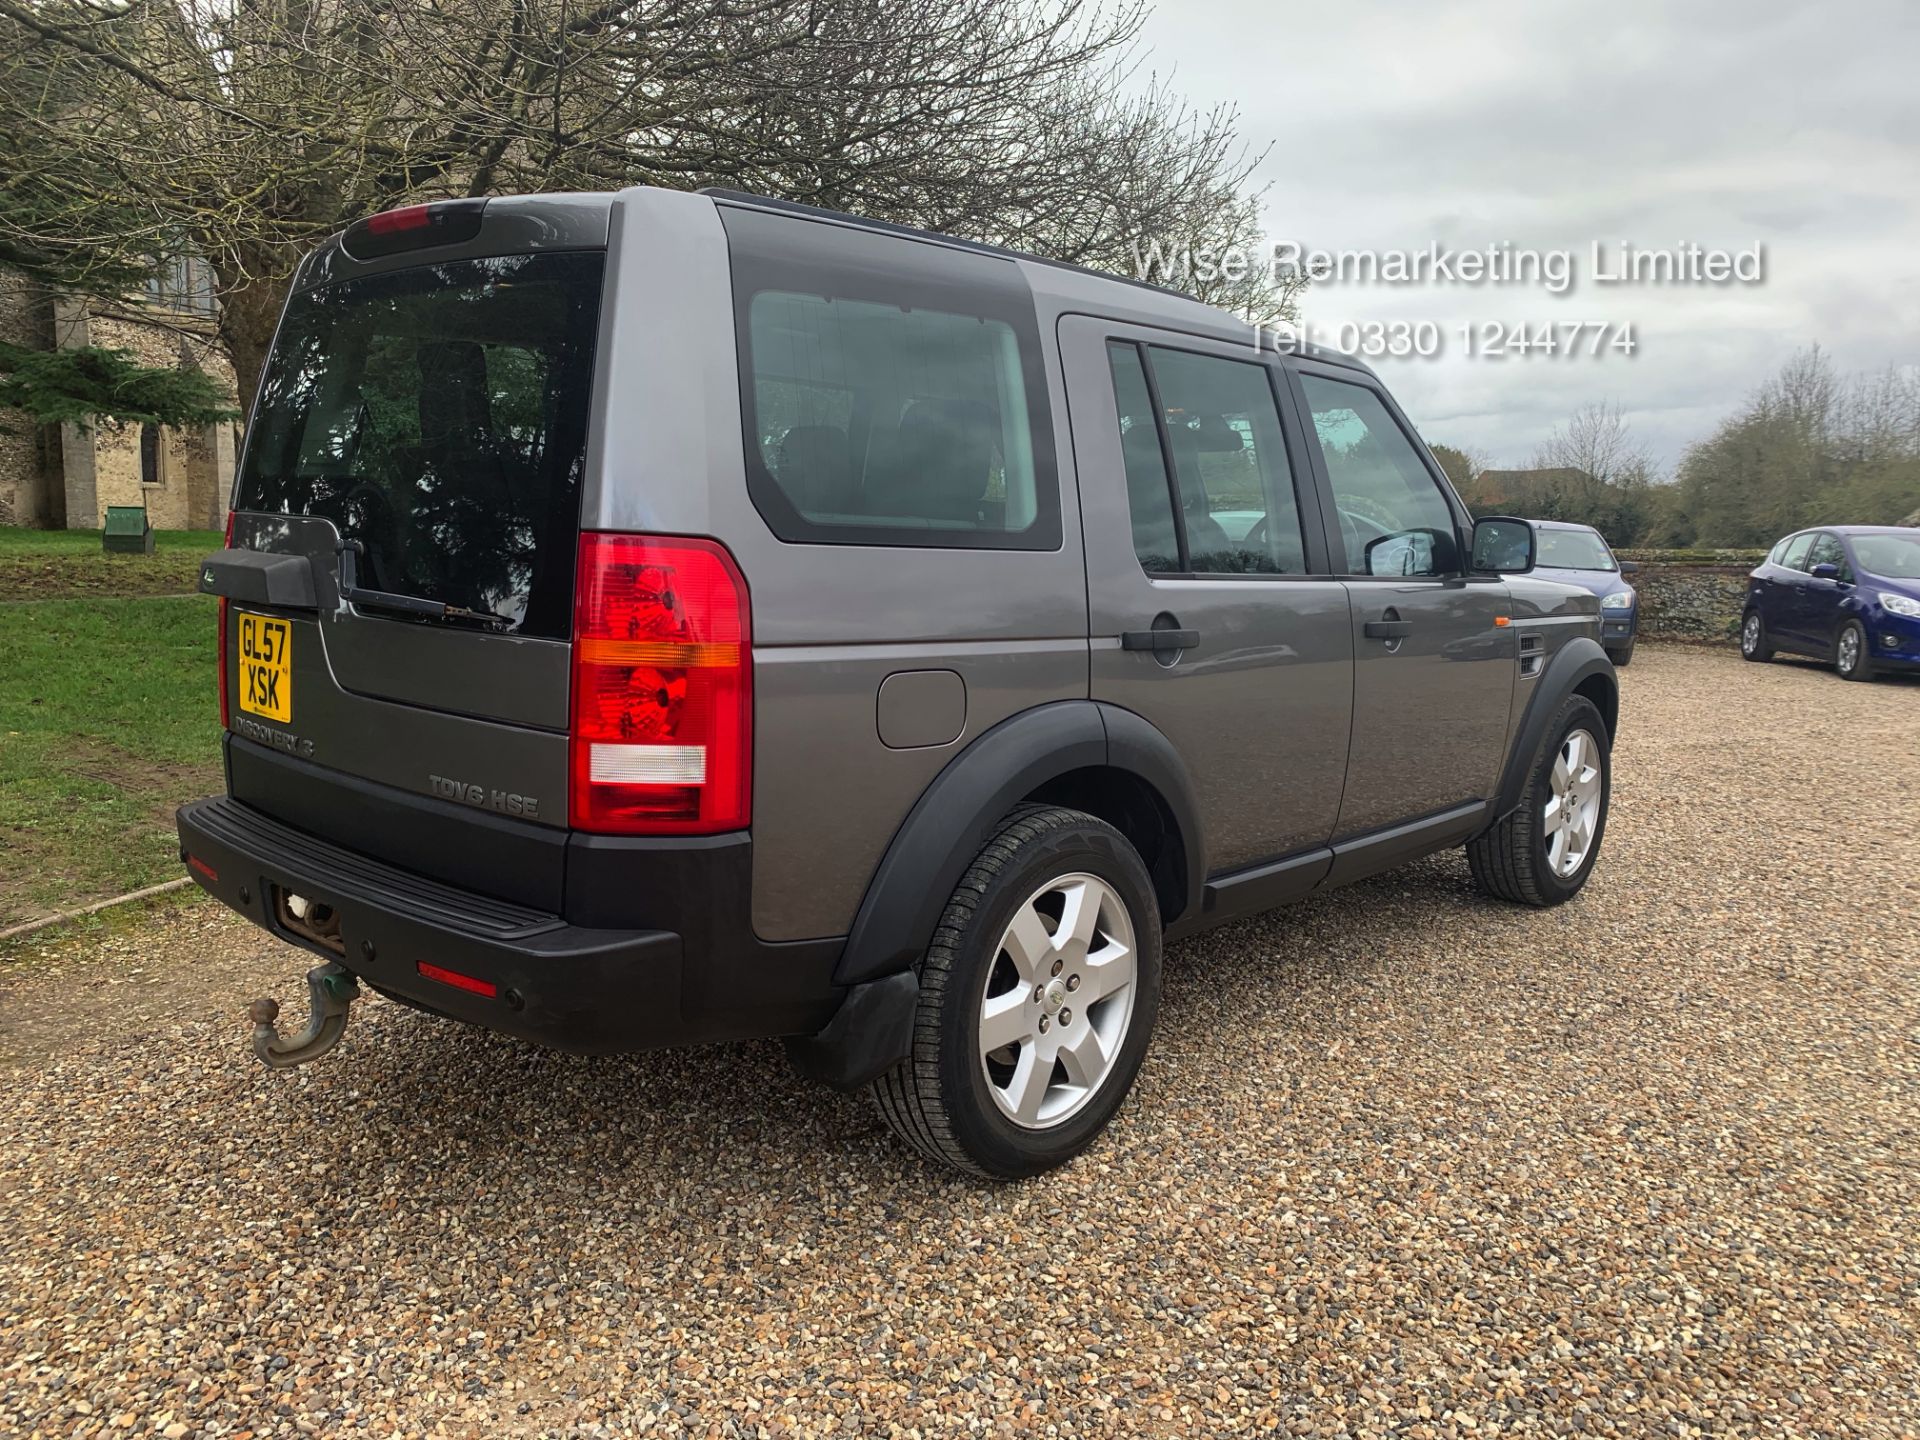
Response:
871,804,1162,1179
1739,609,1774,662
1467,694,1611,908
1834,619,1875,681
1605,636,1636,667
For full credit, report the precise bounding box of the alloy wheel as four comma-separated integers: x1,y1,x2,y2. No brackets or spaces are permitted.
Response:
1542,728,1603,879
978,873,1138,1129
1838,627,1862,675
1742,613,1762,656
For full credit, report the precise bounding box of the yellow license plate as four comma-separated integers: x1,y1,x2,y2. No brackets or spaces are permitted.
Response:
236,612,292,722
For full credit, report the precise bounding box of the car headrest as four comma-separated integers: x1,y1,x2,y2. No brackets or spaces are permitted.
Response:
888,398,998,521
774,425,856,515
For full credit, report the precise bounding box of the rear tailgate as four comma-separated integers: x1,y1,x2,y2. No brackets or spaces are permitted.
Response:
208,213,606,906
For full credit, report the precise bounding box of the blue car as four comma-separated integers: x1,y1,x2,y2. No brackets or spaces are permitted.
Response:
1528,521,1640,666
1741,526,1920,681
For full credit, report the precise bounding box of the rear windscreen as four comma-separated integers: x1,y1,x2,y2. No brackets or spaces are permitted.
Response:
237,251,604,639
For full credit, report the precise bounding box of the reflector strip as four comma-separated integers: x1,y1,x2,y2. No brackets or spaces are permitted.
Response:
590,743,707,785
416,961,498,998
187,855,219,884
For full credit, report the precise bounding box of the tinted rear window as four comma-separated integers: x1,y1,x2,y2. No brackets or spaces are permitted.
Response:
237,251,603,639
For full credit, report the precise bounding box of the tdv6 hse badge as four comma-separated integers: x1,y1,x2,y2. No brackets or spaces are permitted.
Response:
430,774,541,819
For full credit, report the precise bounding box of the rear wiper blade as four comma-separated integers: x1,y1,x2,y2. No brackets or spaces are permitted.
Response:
334,540,512,632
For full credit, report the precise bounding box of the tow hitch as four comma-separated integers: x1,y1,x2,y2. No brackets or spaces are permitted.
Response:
249,961,361,1069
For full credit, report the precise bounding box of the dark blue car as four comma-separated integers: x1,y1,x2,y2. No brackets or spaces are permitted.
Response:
1741,526,1920,680
1528,521,1640,666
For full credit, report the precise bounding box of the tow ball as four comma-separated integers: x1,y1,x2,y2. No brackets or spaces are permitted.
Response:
248,961,361,1069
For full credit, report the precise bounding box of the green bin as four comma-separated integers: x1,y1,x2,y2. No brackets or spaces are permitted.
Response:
103,505,154,554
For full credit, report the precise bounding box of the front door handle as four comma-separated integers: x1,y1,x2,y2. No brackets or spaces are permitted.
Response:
1364,619,1413,640
1121,627,1200,653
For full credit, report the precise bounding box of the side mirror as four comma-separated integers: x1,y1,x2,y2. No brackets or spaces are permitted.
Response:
1470,516,1535,574
1810,562,1840,581
1617,559,1639,576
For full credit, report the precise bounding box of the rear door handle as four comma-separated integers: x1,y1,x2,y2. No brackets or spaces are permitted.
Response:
1364,620,1413,639
1121,628,1200,653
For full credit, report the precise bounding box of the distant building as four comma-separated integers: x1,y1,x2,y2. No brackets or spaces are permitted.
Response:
0,258,237,530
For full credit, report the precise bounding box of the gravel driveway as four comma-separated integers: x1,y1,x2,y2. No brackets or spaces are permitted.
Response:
2,646,1916,1439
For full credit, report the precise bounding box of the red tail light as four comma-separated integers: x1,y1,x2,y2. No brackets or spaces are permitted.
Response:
569,533,751,835
217,511,233,728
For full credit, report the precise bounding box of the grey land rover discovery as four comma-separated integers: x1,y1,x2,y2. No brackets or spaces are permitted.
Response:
183,186,1616,1178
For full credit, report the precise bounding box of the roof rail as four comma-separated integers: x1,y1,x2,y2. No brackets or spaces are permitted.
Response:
695,187,1205,305
693,187,1370,374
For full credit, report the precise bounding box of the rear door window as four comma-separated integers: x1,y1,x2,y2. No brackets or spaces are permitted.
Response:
1780,533,1815,571
1147,347,1307,575
1105,342,1308,575
237,251,603,639
1107,344,1181,574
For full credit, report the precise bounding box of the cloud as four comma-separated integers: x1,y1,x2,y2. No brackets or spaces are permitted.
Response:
1134,0,1920,467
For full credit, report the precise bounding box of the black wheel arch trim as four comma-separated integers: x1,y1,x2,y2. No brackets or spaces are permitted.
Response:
832,700,1204,988
1492,636,1617,821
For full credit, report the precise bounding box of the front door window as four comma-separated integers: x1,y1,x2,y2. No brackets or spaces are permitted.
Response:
1298,375,1460,576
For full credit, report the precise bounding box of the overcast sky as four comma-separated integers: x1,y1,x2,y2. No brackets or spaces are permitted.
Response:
1133,0,1920,470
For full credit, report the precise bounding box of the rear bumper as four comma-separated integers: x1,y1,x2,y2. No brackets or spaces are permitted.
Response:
178,796,841,1053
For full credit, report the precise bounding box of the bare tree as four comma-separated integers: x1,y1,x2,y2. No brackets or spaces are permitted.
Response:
0,0,1294,405
1530,400,1654,487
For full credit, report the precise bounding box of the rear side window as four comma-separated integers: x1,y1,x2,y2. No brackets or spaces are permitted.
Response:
746,293,1040,540
721,203,1060,551
238,251,603,639
1780,533,1815,571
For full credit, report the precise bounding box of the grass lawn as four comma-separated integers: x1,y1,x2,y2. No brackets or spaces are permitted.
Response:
0,595,222,929
0,527,225,601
